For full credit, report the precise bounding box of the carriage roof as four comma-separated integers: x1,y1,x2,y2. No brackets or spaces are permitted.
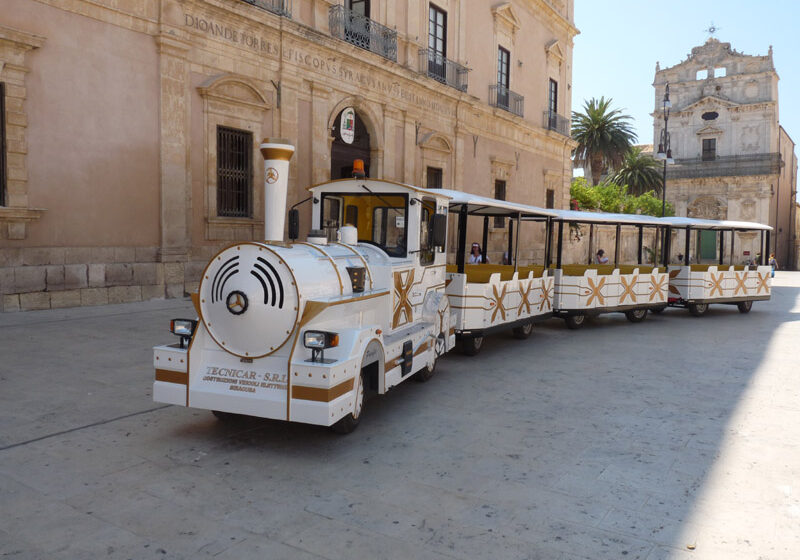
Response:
657,216,772,231
545,209,665,226
420,188,557,218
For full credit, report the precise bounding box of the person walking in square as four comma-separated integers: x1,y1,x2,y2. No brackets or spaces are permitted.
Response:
769,253,778,278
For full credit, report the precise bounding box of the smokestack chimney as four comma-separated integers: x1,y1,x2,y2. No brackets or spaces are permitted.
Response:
259,138,295,242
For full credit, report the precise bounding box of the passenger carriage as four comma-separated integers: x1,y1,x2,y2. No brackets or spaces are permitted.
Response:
545,210,670,329
435,190,557,355
659,217,772,316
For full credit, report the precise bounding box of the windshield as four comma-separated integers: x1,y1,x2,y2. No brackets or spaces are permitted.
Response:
321,193,408,257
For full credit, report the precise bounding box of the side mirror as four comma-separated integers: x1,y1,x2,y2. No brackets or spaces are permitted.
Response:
288,208,300,241
431,213,447,248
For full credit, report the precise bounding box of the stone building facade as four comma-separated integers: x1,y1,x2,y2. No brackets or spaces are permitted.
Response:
0,0,577,311
654,38,797,267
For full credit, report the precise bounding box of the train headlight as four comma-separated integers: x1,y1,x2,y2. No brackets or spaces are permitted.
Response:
170,319,197,349
304,330,339,362
303,331,339,349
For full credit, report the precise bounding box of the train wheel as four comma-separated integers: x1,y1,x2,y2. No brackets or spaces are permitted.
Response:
650,304,667,314
564,313,585,330
331,370,365,434
737,300,753,314
414,335,441,382
512,321,533,339
625,308,648,323
688,302,709,317
460,335,484,356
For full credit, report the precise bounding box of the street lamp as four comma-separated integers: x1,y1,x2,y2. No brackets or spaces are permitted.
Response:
655,82,674,216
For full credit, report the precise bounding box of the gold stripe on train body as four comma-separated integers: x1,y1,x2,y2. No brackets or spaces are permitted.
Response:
619,275,638,304
329,242,374,290
292,378,354,402
734,272,748,296
517,280,532,315
757,272,770,294
156,369,188,385
491,284,508,322
538,278,553,312
296,242,344,295
649,275,667,301
586,277,606,306
708,273,724,297
392,269,415,329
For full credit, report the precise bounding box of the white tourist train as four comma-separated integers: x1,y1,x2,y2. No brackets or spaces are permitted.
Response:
153,140,773,433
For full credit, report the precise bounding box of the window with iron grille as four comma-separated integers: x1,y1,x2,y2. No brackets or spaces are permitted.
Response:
549,79,558,115
217,126,253,217
702,138,716,161
0,83,6,207
426,166,443,189
494,180,506,228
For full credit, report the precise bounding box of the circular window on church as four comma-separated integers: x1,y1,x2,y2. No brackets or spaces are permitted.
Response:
702,111,719,121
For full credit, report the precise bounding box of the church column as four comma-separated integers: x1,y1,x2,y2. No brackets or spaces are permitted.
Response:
155,35,191,297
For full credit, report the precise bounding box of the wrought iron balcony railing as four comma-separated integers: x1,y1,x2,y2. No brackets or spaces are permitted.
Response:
329,5,397,62
417,48,468,92
543,110,569,136
489,84,524,117
667,153,782,179
240,0,292,18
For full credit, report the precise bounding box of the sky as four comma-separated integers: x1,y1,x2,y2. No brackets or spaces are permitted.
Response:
571,0,800,151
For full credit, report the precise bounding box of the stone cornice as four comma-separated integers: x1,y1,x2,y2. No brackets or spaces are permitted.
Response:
522,0,579,39
0,207,46,222
0,24,46,51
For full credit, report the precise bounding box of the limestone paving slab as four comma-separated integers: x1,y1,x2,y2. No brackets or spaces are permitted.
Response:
1,275,799,558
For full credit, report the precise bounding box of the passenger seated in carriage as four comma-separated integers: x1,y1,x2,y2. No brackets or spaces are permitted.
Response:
469,242,488,264
595,249,609,264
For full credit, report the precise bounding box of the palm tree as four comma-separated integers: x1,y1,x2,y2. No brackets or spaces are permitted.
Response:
571,97,637,185
610,147,663,196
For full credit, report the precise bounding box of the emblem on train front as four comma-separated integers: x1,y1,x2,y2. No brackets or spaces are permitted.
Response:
266,167,279,184
226,290,249,316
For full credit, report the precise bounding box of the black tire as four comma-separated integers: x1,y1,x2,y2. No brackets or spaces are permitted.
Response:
331,370,365,434
212,410,238,421
650,304,667,314
460,335,484,356
512,321,533,339
688,302,709,317
737,300,753,314
624,308,648,323
414,339,438,382
564,313,585,330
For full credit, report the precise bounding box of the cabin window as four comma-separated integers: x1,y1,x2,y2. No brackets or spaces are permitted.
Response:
426,166,443,189
0,82,6,207
494,180,506,228
321,192,408,257
702,138,716,161
216,126,253,217
419,197,437,265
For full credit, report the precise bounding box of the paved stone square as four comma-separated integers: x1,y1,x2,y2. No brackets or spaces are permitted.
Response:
1,273,799,559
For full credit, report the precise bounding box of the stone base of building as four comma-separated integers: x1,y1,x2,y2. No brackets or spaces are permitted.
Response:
0,245,217,312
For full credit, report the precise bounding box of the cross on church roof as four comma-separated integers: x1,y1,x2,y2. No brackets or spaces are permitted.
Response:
704,22,721,39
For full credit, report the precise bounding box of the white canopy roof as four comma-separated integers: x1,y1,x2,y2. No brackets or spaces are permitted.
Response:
657,216,772,231
546,209,665,226
423,188,557,218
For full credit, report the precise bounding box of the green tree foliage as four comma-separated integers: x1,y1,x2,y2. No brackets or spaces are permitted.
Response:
570,177,674,217
610,147,664,196
571,97,637,185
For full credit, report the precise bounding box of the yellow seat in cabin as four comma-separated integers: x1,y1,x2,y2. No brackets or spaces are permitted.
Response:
446,263,546,283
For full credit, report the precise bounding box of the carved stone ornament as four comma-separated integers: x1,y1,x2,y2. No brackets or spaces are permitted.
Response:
687,195,727,220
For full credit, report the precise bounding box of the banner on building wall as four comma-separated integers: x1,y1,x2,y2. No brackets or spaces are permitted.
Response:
340,107,355,144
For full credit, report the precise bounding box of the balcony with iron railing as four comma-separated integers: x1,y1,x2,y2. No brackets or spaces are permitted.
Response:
239,0,292,17
543,110,569,136
489,84,524,117
329,5,397,62
667,153,782,179
417,49,468,92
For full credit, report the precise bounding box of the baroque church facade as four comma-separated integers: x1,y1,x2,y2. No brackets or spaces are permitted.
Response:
654,38,797,268
0,0,577,311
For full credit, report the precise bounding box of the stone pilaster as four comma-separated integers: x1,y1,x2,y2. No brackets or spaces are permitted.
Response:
311,82,331,184
155,34,191,265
